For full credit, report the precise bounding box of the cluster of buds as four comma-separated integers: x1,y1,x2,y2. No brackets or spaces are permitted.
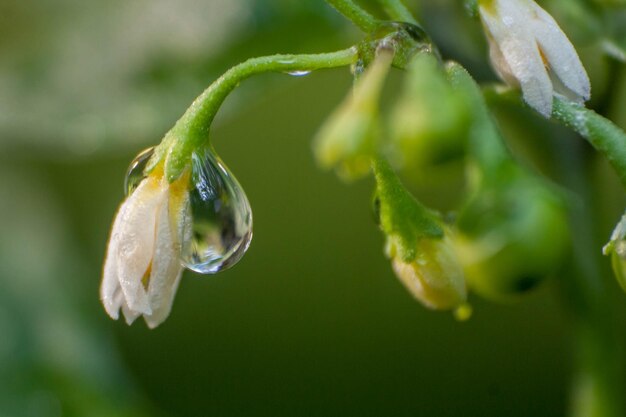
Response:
100,0,608,327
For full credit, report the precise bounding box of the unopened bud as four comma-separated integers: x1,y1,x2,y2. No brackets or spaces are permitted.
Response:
389,53,469,175
313,50,393,180
455,171,569,301
389,233,467,310
603,212,626,293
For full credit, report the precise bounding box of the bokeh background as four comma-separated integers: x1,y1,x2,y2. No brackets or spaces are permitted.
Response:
2,1,626,416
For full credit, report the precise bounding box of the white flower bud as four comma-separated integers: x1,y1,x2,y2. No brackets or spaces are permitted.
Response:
478,0,590,117
101,167,190,329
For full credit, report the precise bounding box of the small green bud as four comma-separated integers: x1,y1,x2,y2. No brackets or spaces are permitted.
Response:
389,232,467,310
388,53,469,175
455,169,570,301
373,158,443,261
313,50,393,180
603,212,626,293
373,158,467,310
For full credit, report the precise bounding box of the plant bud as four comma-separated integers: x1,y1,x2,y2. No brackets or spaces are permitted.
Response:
373,158,467,310
313,50,393,180
389,233,467,310
388,53,469,176
603,212,626,293
455,171,569,301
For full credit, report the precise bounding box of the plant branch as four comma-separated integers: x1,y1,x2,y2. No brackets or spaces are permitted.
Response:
552,97,626,188
377,0,419,24
158,47,359,181
483,88,626,188
325,0,379,32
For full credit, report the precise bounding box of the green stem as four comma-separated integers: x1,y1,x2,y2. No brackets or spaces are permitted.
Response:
325,0,379,32
483,88,626,188
377,0,419,24
161,47,359,181
372,156,443,262
552,96,626,188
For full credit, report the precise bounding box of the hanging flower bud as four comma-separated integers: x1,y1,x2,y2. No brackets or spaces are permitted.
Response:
602,212,626,293
373,158,467,310
455,169,569,301
101,157,189,329
388,52,469,176
477,0,590,117
388,233,467,310
313,49,393,180
101,146,252,328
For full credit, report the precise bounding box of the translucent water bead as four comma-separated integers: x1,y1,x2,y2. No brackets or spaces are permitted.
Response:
124,147,155,195
124,146,253,274
182,147,253,273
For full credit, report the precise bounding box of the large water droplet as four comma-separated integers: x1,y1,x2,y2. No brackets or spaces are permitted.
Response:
124,147,155,195
181,147,253,274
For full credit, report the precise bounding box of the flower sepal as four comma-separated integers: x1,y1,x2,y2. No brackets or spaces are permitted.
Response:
373,158,467,311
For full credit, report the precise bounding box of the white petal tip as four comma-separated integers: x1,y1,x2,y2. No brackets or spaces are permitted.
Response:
144,316,166,329
523,89,553,118
123,313,139,325
103,306,120,321
124,298,152,316
101,295,122,320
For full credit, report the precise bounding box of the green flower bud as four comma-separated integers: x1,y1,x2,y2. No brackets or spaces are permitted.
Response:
373,158,467,310
388,53,469,176
603,212,626,293
388,232,467,310
455,168,570,301
313,50,393,181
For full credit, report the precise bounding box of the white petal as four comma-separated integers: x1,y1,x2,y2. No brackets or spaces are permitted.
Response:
116,176,168,315
144,270,183,329
480,1,553,117
121,303,141,325
144,187,187,329
101,195,132,320
529,2,591,102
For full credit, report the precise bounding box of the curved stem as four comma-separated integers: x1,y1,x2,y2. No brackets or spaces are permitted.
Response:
162,47,359,181
552,97,626,188
325,0,379,32
483,88,626,188
377,0,419,24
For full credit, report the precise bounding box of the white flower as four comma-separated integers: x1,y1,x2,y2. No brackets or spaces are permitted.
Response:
478,0,590,117
100,168,190,328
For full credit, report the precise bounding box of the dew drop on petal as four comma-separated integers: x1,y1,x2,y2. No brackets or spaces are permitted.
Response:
124,147,155,195
181,147,253,274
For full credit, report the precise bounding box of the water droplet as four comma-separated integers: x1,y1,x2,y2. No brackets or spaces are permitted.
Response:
285,70,311,77
181,147,253,274
124,147,155,195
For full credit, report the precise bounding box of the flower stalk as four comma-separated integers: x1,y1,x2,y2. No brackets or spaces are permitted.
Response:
155,48,360,182
325,0,379,32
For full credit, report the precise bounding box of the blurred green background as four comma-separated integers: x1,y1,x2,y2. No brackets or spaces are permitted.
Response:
1,1,626,416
